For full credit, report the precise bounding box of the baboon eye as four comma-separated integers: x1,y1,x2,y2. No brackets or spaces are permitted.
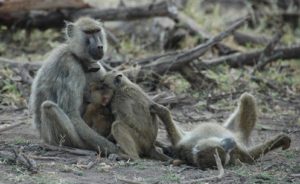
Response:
85,38,90,45
114,74,122,86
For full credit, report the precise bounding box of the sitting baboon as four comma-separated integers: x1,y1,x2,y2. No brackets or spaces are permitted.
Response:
99,71,171,161
29,17,119,154
83,82,114,137
151,93,291,169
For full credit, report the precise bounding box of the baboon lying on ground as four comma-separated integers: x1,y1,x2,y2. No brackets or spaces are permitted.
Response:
151,93,291,169
29,17,119,154
83,82,114,137
99,71,171,161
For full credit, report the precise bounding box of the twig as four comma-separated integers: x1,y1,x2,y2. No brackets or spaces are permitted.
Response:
0,149,38,173
252,29,284,73
29,155,63,161
183,149,225,183
116,176,145,184
42,144,96,156
176,11,236,55
0,122,26,133
76,160,97,169
250,76,284,93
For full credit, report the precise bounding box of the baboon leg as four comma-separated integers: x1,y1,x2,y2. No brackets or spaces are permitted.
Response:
150,103,184,146
148,147,172,161
111,121,140,160
248,134,291,160
223,93,257,144
41,101,85,148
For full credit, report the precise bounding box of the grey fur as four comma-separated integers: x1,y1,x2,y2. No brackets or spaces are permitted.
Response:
29,18,118,154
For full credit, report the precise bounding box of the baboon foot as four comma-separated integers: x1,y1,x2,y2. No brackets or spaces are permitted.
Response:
276,134,291,150
41,100,58,109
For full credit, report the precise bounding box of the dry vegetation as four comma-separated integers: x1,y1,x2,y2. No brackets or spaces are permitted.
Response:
0,0,300,183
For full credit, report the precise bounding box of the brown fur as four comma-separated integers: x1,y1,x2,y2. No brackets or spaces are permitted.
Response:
151,93,291,169
99,71,170,161
83,82,114,137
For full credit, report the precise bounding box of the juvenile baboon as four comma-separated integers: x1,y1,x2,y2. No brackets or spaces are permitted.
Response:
151,93,291,169
29,17,119,154
83,82,114,137
99,71,171,161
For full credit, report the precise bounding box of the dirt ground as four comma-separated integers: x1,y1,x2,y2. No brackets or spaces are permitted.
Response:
0,91,299,184
0,1,300,183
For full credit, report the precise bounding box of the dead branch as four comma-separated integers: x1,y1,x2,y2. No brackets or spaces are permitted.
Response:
0,57,42,71
0,149,38,173
29,155,63,161
76,160,97,169
0,0,89,14
42,144,96,156
202,45,300,69
233,31,272,46
0,121,26,133
253,29,284,72
179,64,217,90
116,176,145,184
176,11,237,55
0,1,177,30
137,16,249,75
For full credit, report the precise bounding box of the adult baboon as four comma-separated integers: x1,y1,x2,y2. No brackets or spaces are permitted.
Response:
83,82,114,137
151,93,291,169
99,71,171,161
29,17,118,154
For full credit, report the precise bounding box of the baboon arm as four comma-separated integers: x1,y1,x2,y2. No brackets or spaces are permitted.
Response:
149,147,171,161
57,68,118,154
71,114,118,153
150,103,183,146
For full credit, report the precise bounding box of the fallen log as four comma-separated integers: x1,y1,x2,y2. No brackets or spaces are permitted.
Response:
0,1,177,29
233,31,272,46
138,16,248,75
202,45,300,68
0,0,89,14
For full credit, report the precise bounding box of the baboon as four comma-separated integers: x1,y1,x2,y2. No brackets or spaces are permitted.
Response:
83,82,114,137
151,93,291,169
99,71,171,161
29,17,119,154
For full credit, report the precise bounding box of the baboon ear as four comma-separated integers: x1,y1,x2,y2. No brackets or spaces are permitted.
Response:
114,74,122,86
65,21,75,38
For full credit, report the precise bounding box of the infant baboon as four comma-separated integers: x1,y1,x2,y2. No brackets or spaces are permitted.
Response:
29,17,119,154
99,71,171,161
83,82,114,137
151,93,291,169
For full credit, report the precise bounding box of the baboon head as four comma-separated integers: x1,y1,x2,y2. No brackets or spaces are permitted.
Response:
65,17,107,72
192,137,236,169
102,71,130,90
89,82,114,106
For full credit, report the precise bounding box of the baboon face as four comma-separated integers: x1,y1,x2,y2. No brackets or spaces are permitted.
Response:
192,137,236,168
89,83,114,106
102,71,126,90
66,17,107,68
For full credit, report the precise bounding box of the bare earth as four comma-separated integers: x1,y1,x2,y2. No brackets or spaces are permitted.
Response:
0,93,300,184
